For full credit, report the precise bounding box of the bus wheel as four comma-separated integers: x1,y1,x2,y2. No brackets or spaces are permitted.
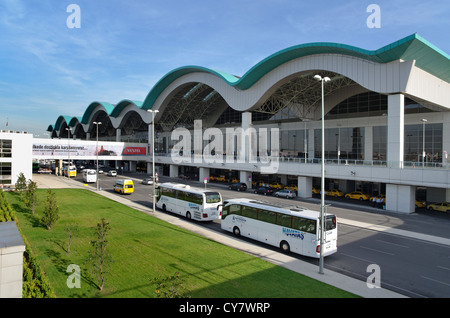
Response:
233,226,241,236
162,204,167,212
280,241,290,253
186,211,191,220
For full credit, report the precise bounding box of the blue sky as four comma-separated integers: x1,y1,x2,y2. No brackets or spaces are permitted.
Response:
1,0,449,136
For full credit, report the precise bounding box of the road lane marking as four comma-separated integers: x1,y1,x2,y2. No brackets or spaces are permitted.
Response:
421,276,450,287
375,239,409,249
359,245,395,256
338,218,450,247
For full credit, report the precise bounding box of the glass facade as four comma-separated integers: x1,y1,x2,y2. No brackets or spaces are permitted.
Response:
371,124,443,163
0,139,12,158
373,126,387,161
314,127,364,160
279,129,308,158
404,123,442,163
0,162,12,185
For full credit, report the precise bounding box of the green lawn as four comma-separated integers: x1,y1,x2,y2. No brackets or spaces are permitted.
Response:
7,188,357,298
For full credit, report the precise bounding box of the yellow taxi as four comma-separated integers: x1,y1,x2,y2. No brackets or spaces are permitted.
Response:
312,187,320,194
284,184,298,192
345,191,370,201
325,189,344,197
415,200,426,208
426,202,450,212
269,182,284,189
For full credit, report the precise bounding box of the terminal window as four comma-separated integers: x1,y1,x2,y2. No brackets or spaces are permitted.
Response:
0,139,12,158
0,162,12,185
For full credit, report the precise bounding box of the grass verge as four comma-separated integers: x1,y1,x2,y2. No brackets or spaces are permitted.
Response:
7,188,357,298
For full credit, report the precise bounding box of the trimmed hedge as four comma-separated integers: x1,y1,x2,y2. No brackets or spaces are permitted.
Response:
0,191,55,298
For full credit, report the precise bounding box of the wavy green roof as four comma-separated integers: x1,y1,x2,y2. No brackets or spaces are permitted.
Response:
142,33,450,109
50,34,449,132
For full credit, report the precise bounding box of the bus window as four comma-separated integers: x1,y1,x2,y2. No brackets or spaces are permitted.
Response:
276,214,292,228
292,217,316,234
242,206,258,219
205,192,221,203
258,209,277,224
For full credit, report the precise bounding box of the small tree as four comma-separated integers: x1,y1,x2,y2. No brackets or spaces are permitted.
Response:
15,172,27,196
65,225,79,253
40,190,59,230
86,218,112,292
0,191,15,222
24,179,38,214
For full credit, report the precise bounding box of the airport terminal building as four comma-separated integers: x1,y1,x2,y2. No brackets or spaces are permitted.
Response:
20,34,450,213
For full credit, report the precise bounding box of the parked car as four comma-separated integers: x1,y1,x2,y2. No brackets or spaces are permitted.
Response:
284,184,298,192
254,186,274,195
426,202,450,212
268,182,284,189
228,182,247,191
415,199,426,208
312,187,320,194
142,177,154,185
325,189,344,197
274,189,296,199
107,170,117,177
345,191,370,200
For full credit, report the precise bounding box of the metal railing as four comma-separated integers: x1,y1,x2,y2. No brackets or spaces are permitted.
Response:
154,152,449,170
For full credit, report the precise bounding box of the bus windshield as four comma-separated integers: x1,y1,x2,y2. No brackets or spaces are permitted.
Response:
205,192,221,203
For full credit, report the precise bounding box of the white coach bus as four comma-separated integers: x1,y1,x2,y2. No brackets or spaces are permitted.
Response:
82,169,97,183
221,198,337,258
156,183,223,221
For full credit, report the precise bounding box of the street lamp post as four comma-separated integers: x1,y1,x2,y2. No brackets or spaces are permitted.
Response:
147,109,159,212
93,122,102,191
421,119,427,167
65,127,72,178
314,74,330,275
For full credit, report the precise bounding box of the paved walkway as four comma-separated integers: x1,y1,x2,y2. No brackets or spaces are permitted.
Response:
33,174,409,298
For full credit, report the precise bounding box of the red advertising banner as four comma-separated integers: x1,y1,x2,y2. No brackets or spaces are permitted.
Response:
122,147,147,155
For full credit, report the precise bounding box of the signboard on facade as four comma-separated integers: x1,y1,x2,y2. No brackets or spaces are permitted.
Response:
32,139,147,159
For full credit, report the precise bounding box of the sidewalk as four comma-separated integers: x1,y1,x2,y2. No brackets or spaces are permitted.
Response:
33,174,407,298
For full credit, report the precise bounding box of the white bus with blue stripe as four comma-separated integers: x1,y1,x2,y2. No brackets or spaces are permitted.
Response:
156,183,222,221
221,198,337,258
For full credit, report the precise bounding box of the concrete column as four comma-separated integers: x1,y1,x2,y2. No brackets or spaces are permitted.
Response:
364,126,373,161
297,176,312,198
199,167,210,183
240,171,252,189
308,128,315,159
241,112,252,162
0,222,26,298
169,165,178,178
386,184,415,213
442,113,450,168
129,161,136,172
116,129,121,142
387,94,405,168
86,132,90,140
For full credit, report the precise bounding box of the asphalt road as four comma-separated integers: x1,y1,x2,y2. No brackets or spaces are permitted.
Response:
79,172,450,298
